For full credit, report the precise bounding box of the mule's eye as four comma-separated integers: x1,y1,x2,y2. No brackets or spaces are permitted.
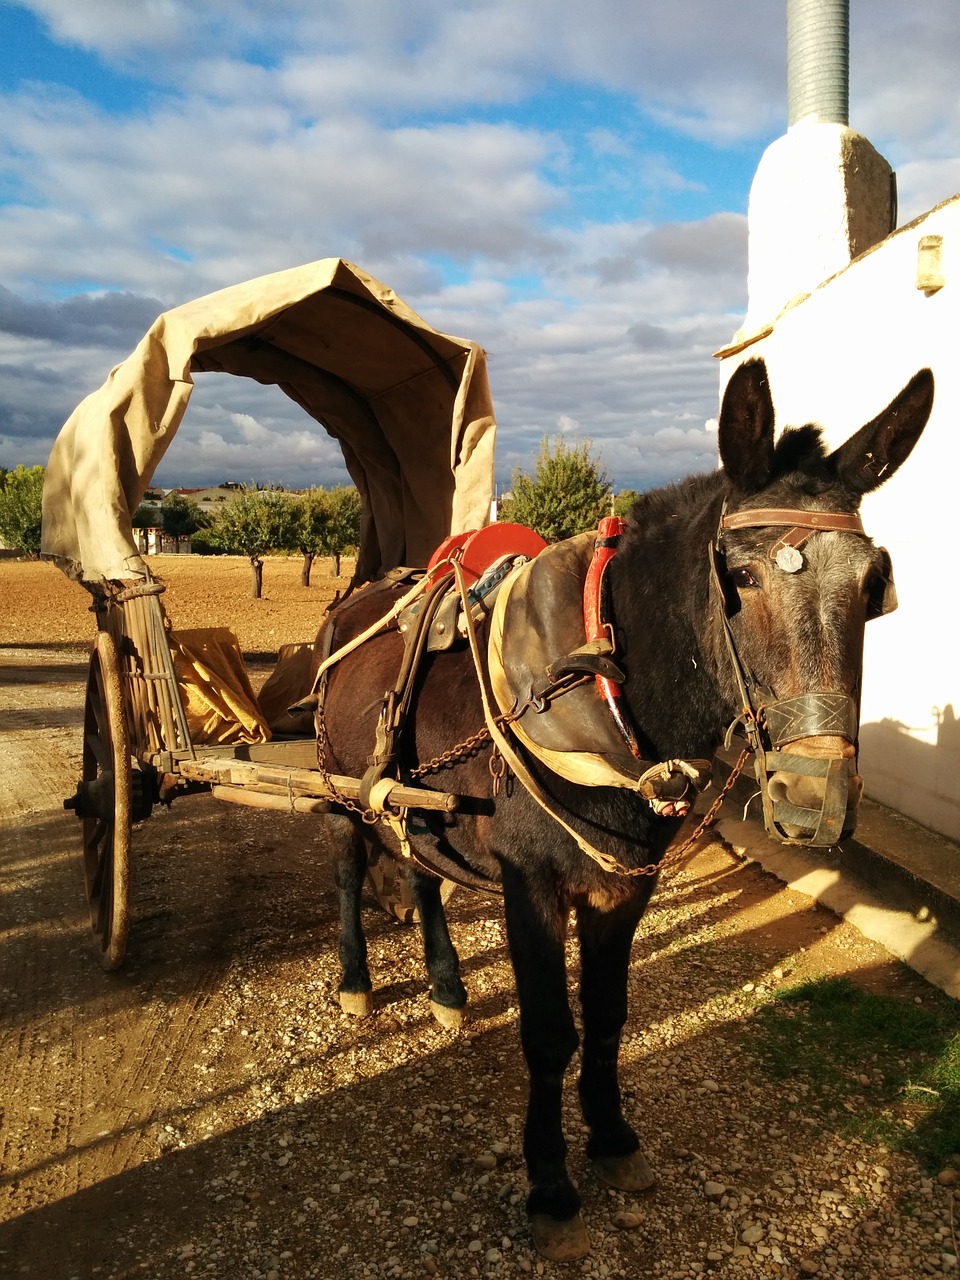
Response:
730,566,759,590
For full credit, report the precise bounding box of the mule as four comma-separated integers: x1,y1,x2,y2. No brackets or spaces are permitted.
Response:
313,358,934,1259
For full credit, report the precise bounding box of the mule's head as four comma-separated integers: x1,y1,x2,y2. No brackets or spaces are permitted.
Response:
713,358,934,845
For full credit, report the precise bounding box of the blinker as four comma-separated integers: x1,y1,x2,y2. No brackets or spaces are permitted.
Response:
708,543,741,619
867,548,898,620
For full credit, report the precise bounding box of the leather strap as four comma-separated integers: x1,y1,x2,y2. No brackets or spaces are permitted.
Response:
721,508,864,535
762,692,858,749
583,516,642,759
720,507,866,567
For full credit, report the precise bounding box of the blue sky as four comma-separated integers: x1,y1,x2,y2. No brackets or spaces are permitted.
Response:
2,0,959,493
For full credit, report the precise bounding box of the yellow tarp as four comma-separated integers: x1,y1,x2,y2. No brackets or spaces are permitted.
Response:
171,627,271,746
42,258,497,586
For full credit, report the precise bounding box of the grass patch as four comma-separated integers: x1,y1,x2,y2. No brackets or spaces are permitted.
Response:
749,976,960,1170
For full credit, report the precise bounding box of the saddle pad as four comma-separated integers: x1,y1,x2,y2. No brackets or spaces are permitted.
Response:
488,534,651,790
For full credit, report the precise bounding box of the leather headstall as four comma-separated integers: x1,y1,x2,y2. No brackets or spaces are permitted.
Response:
711,503,879,847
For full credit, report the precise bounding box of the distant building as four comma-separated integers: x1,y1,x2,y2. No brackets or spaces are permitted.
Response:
133,527,192,555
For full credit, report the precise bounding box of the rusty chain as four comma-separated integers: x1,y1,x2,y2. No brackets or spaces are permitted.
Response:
658,747,753,865
315,637,754,877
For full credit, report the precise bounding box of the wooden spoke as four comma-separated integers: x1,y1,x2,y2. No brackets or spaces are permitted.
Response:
79,631,131,970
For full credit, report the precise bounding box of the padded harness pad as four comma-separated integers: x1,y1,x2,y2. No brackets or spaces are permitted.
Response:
489,534,656,789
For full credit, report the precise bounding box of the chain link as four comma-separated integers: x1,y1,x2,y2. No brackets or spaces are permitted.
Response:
315,650,753,877
315,695,380,823
408,726,492,777
658,747,753,867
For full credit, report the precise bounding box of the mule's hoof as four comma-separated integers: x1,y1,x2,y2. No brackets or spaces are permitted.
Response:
529,1211,591,1261
339,990,373,1017
593,1149,656,1192
429,999,465,1030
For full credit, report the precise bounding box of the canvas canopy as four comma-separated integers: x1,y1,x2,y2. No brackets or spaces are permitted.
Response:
42,258,497,585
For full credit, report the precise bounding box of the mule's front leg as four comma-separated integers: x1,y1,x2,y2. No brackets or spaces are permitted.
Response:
502,867,589,1261
330,816,374,1016
576,894,655,1193
410,868,467,1028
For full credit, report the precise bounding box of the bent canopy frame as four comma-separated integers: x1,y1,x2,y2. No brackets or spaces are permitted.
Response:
42,258,497,586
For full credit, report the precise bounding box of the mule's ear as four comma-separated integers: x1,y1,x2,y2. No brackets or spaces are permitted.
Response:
830,368,934,496
718,359,776,493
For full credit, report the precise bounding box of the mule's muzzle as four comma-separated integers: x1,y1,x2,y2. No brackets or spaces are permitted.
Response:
755,693,862,846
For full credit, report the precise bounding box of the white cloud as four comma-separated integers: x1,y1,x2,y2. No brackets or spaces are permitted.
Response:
2,0,958,497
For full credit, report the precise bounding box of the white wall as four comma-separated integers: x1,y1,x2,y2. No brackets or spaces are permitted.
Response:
718,194,960,840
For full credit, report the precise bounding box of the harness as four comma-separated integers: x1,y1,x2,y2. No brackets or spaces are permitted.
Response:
306,501,893,877
486,520,712,818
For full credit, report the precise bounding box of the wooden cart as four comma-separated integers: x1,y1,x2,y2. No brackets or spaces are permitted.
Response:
64,574,466,968
43,259,498,968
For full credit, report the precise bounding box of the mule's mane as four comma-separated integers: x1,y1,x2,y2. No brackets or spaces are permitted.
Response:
626,423,844,539
623,470,719,540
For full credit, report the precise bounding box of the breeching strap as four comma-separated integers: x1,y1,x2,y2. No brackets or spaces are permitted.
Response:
308,570,438,699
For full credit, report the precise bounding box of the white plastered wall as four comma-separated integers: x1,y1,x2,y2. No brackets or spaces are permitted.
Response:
718,194,960,840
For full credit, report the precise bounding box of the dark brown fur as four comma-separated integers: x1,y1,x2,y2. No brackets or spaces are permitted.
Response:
315,360,934,1256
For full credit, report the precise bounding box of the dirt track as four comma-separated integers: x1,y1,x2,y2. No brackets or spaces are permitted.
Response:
1,557,958,1279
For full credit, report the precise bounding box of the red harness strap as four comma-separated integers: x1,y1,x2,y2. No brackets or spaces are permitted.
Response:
583,516,642,760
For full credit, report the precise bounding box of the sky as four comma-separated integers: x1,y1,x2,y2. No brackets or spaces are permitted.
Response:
1,1,959,496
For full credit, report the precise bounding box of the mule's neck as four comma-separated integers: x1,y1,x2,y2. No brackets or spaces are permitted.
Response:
607,474,735,760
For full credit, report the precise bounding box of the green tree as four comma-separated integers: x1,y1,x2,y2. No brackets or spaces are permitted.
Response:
208,486,298,598
161,492,209,538
293,488,332,587
293,485,362,583
0,464,45,555
322,486,362,577
500,437,610,542
132,504,161,529
613,489,640,520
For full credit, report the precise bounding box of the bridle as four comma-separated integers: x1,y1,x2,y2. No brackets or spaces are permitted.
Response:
710,504,896,847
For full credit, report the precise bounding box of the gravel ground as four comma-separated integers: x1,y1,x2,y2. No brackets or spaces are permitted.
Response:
2,563,958,1279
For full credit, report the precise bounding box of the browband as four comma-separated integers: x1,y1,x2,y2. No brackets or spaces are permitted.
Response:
720,508,864,535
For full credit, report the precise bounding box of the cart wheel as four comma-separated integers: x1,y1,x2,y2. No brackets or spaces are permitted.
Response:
77,631,132,970
366,856,456,926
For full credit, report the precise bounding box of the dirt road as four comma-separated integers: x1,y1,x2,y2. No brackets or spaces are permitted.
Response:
1,613,957,1278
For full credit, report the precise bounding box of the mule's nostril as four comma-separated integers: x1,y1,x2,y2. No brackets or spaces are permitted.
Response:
767,774,791,805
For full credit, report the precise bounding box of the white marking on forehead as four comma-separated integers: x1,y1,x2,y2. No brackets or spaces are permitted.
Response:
776,546,804,573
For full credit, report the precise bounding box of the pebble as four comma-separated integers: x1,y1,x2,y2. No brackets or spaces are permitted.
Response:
44,815,953,1280
612,1211,642,1230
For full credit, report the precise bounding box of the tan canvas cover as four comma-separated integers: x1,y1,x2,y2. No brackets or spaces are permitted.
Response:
256,642,316,735
42,258,497,585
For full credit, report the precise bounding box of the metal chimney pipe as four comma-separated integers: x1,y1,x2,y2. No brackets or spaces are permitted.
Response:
787,0,849,126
